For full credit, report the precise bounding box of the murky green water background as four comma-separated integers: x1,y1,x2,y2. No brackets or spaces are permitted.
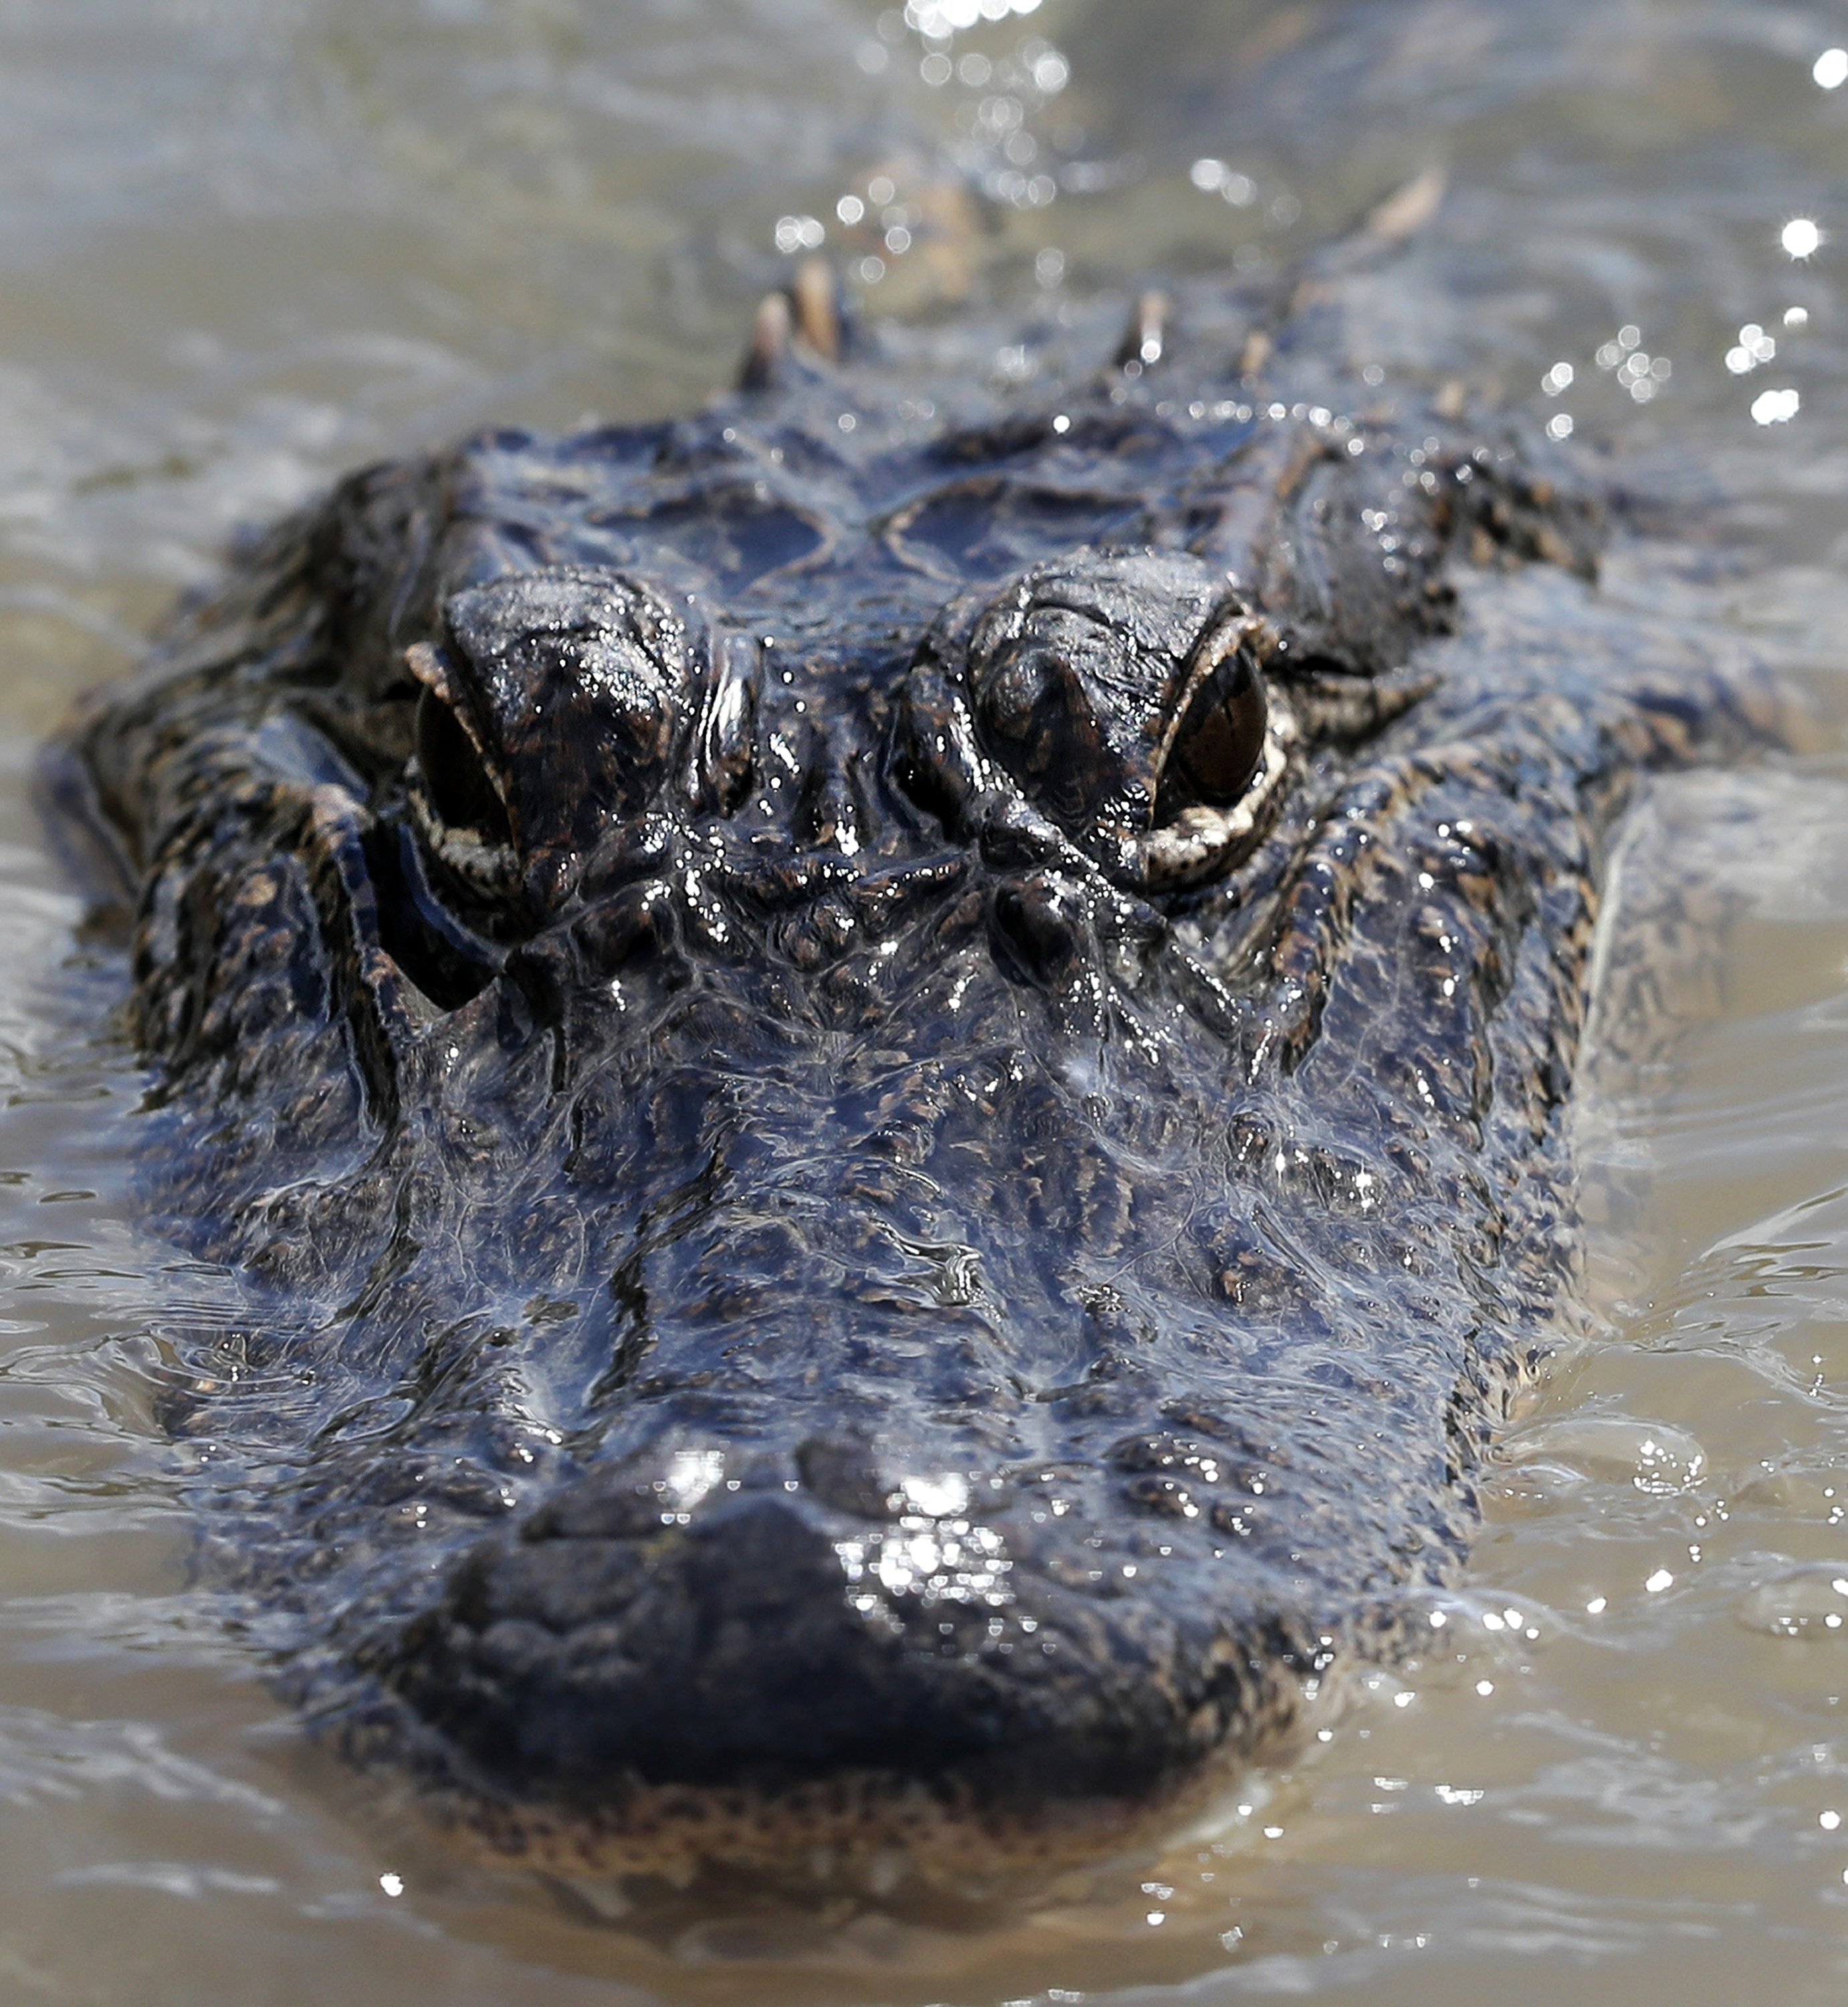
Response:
1,0,1848,1999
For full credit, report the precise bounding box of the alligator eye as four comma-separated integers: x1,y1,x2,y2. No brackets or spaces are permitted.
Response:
1153,627,1267,824
932,551,1297,888
415,686,513,850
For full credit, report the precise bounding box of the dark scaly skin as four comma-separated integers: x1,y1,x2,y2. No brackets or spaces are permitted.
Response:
50,244,1772,1882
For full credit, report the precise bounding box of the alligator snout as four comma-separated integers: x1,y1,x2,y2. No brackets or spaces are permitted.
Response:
388,1483,933,1796
373,1442,1251,1829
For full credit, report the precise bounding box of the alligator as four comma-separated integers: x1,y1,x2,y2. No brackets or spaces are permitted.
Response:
47,214,1772,1887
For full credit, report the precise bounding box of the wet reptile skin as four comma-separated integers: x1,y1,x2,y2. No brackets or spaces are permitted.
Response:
49,245,1773,1880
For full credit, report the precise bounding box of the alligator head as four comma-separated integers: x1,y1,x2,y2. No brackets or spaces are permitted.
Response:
56,277,1770,1881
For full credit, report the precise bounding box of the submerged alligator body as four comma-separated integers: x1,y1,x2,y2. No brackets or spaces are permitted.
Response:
53,229,1769,1879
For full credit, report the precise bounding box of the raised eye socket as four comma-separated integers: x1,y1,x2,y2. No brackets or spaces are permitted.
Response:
967,611,1273,839
974,635,1102,830
416,687,512,849
1154,639,1268,824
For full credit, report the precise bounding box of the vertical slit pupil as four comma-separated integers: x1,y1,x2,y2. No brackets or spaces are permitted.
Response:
416,688,512,846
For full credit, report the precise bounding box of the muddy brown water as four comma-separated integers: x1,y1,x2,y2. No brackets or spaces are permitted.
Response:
2,1,1848,2000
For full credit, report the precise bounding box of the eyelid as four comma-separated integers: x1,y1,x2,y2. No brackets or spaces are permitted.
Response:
405,639,496,761
415,684,514,846
1152,609,1266,793
405,638,518,843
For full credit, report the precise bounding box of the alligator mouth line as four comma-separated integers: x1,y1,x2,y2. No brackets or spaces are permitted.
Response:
321,1549,1384,1892
339,1725,1294,1893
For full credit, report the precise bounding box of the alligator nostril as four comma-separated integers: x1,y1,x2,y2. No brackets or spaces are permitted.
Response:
990,872,1084,985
